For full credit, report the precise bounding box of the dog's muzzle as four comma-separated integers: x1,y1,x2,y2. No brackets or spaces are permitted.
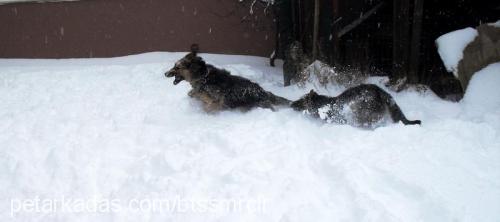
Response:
173,75,184,85
165,70,175,78
165,70,184,85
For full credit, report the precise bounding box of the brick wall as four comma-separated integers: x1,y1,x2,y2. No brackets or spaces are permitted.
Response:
0,0,275,58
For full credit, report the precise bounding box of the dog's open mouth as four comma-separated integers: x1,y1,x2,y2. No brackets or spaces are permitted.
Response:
173,75,185,85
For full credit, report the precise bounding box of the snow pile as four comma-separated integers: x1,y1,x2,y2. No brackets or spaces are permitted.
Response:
436,27,478,76
462,62,500,116
1,53,500,222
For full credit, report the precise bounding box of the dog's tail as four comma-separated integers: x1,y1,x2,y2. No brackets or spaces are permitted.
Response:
380,91,421,125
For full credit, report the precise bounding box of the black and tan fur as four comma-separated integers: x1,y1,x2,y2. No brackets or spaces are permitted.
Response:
165,45,290,112
291,84,421,127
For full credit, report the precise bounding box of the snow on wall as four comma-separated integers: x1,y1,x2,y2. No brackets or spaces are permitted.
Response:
436,27,478,76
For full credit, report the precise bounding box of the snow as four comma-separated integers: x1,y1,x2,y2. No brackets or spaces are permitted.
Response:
436,27,478,76
317,105,331,121
491,20,500,28
1,52,500,222
462,62,500,117
299,60,366,89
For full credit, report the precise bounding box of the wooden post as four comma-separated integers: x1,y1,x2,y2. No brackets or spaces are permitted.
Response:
331,0,340,66
312,0,320,60
408,0,424,83
392,0,410,87
401,0,410,78
298,0,302,39
392,0,401,83
291,0,297,39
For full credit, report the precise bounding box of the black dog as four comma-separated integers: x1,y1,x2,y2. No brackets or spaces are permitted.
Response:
165,45,290,112
291,84,421,127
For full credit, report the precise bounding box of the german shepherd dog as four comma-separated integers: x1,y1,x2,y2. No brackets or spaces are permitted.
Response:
165,45,290,112
291,84,421,127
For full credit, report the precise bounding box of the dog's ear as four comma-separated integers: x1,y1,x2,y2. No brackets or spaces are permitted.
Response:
309,89,317,95
191,56,205,65
190,44,199,55
188,56,206,72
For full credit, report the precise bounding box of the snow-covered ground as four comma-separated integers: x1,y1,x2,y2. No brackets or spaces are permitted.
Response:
1,52,499,222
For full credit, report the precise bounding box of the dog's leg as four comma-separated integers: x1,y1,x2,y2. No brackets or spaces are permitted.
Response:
203,101,226,113
188,89,197,98
194,92,225,113
258,101,277,111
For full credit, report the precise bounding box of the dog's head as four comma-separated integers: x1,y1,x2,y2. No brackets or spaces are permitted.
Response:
165,44,207,85
290,89,321,111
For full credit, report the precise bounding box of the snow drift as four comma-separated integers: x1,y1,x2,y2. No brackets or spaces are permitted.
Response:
462,62,500,116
